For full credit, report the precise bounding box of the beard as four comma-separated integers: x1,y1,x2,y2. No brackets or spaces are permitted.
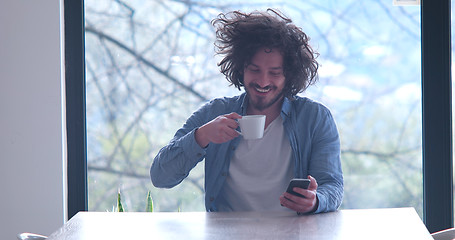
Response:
245,83,285,111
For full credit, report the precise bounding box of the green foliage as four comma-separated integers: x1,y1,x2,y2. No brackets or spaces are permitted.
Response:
114,190,185,212
114,190,154,212
146,190,154,212
117,190,124,212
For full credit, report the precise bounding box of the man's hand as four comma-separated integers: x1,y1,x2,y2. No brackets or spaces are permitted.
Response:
280,175,319,214
195,112,242,148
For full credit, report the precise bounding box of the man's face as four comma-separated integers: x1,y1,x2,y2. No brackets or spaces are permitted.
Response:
243,48,286,113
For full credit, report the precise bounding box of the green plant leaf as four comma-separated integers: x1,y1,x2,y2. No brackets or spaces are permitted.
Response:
146,190,153,212
117,190,124,212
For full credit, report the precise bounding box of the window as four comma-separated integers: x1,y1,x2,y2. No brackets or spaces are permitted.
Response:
67,0,453,232
84,0,422,213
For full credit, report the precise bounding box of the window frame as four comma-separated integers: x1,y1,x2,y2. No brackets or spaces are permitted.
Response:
65,0,453,232
421,0,453,233
64,0,87,219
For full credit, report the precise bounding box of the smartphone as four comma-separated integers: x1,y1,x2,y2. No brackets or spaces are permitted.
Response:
286,178,310,198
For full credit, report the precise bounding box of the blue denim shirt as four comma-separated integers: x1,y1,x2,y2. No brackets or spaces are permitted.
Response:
150,93,343,213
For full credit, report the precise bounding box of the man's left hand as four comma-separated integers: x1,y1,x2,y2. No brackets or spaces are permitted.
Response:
279,175,318,214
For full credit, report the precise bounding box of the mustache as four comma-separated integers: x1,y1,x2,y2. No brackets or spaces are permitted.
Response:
249,83,276,90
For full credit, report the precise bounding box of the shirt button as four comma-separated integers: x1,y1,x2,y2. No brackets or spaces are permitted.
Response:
221,172,227,177
210,197,215,202
197,153,202,157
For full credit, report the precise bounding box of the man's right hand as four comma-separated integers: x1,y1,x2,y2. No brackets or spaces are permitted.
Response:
195,112,242,148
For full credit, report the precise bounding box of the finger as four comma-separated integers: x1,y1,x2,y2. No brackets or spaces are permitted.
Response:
217,118,239,137
288,186,312,200
226,118,240,130
283,191,307,204
280,194,312,213
307,175,318,191
224,126,241,139
292,187,317,200
216,113,239,129
225,112,242,120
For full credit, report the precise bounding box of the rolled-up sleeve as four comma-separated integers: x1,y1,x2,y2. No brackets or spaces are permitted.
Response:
307,105,343,213
150,97,237,189
150,128,206,188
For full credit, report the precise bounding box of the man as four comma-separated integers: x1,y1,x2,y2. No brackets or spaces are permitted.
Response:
150,9,343,214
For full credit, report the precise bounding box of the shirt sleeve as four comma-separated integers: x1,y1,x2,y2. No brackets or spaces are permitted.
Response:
149,101,213,188
149,97,236,189
308,106,343,213
150,127,206,188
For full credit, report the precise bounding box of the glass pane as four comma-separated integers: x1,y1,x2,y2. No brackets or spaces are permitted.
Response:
85,1,422,214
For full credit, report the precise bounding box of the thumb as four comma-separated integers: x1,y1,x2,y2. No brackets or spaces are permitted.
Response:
307,175,318,191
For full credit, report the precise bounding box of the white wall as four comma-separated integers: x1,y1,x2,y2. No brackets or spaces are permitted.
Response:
0,0,65,238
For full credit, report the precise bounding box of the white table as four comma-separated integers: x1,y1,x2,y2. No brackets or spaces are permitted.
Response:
47,208,433,240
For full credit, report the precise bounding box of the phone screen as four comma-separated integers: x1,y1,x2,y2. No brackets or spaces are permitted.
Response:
286,178,310,198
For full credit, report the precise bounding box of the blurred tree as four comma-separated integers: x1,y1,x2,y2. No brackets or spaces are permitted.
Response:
85,0,422,214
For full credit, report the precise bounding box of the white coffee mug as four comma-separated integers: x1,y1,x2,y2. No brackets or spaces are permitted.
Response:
237,115,266,140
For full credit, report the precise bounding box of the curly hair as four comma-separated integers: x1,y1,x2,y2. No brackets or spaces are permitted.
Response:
212,9,319,98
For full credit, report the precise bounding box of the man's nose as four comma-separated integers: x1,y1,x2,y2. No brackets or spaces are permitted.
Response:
256,72,270,87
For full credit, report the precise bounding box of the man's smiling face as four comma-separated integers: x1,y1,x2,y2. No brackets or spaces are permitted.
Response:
243,48,286,113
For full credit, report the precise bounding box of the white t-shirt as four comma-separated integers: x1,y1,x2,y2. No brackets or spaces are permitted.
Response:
216,115,294,211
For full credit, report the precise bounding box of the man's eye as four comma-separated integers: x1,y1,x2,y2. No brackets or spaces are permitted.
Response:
271,72,282,76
